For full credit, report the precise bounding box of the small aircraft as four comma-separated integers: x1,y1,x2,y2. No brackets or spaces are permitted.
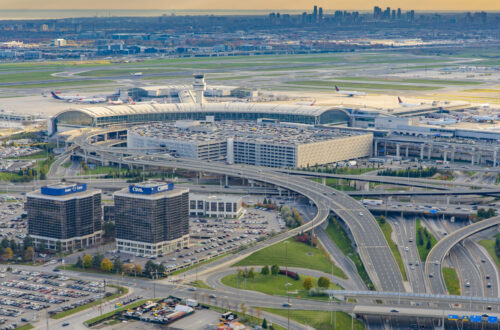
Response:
128,97,157,105
334,85,366,97
108,98,124,105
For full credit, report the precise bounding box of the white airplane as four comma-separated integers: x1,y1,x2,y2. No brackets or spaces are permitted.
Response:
398,97,420,108
470,114,500,122
334,85,366,97
108,98,124,105
128,97,157,105
51,91,106,104
296,100,316,106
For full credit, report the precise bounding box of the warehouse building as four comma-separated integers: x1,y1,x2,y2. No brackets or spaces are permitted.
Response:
128,121,373,168
114,181,189,257
26,183,103,252
189,193,243,218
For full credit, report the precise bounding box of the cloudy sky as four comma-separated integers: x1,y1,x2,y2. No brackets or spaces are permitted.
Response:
0,0,498,10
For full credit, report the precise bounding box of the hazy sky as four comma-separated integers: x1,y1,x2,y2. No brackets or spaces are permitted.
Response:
1,0,499,11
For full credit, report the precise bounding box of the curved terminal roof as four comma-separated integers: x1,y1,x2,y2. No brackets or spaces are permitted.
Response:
54,102,351,127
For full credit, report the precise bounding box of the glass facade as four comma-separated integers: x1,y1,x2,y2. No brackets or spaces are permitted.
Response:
27,193,102,240
114,191,189,244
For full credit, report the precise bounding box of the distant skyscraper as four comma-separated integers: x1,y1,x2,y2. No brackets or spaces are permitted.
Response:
318,7,323,22
397,8,402,20
373,6,382,19
313,6,318,23
391,10,396,20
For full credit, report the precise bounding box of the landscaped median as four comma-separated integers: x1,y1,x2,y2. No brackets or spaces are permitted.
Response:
442,267,461,295
416,219,437,261
221,270,342,301
50,284,128,319
262,308,365,330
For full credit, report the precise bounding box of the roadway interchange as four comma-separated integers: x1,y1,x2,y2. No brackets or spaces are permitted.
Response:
426,215,500,295
71,130,404,291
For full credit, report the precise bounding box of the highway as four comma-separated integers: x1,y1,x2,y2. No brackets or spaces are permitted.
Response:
70,130,405,292
425,215,500,295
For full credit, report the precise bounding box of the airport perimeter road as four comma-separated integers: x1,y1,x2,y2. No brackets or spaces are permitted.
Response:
426,216,500,294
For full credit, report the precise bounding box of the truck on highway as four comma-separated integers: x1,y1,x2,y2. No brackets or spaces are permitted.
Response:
362,199,383,206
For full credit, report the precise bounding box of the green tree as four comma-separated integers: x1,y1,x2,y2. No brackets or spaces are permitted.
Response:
56,241,62,254
100,258,113,272
317,276,330,289
23,235,33,250
261,265,270,276
38,241,47,253
24,247,34,262
74,256,83,268
271,264,280,276
303,277,313,291
426,239,432,250
83,254,93,268
103,222,115,239
262,318,268,329
1,237,9,249
113,258,123,273
247,267,255,280
92,254,104,268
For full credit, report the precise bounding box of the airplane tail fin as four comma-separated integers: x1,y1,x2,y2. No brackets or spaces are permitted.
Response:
128,97,135,105
50,91,61,100
398,97,402,103
334,85,340,91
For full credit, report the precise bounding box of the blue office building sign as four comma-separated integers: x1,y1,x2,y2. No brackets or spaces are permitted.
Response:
41,183,87,196
129,182,174,195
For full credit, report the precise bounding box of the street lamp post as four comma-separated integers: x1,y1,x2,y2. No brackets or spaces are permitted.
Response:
285,241,290,330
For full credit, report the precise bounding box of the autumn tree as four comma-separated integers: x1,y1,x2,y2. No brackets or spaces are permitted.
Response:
303,277,313,290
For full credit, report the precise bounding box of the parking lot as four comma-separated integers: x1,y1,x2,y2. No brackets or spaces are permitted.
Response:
0,195,27,243
0,268,108,329
107,206,284,273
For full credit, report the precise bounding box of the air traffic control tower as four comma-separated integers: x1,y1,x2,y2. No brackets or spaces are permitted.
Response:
193,73,206,104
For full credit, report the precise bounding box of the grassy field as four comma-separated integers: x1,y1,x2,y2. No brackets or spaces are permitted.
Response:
188,280,214,290
285,80,440,91
51,284,128,319
325,218,374,289
234,238,346,278
376,217,407,281
335,76,482,85
262,308,365,330
443,267,461,295
479,235,500,270
416,219,437,262
221,272,342,300
15,325,34,330
3,79,114,89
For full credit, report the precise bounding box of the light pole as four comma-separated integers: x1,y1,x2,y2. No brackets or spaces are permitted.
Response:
284,241,290,330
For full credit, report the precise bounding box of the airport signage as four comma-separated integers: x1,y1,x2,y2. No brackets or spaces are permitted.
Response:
129,182,174,195
488,316,498,323
41,183,87,196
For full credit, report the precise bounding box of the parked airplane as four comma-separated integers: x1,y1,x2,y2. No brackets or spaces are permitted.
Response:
108,98,124,105
470,114,500,122
128,97,157,105
334,85,366,97
427,118,460,125
398,97,420,107
51,91,106,104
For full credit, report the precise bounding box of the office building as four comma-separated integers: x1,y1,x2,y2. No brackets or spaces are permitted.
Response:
114,181,189,257
26,183,102,251
189,193,243,218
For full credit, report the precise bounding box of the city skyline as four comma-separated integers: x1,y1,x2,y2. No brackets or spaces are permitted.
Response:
0,0,499,11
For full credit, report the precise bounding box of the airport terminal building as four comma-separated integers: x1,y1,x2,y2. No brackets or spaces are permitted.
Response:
128,121,373,168
114,181,190,257
26,183,103,252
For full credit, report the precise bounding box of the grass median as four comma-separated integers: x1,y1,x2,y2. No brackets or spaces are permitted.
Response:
234,238,346,279
325,217,374,289
443,267,461,295
416,219,437,262
221,272,342,301
262,308,365,330
51,284,128,319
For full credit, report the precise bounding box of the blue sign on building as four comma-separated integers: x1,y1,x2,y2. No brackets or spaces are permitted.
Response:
41,183,87,196
488,316,498,323
129,182,174,195
470,315,482,323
